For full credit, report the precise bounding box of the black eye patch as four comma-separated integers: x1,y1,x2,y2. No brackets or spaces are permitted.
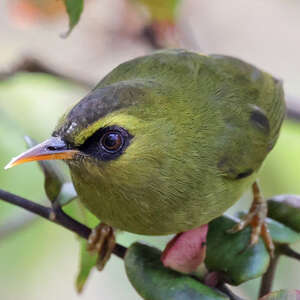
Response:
79,126,133,161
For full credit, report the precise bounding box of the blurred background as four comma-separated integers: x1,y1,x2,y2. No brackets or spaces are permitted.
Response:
0,0,300,299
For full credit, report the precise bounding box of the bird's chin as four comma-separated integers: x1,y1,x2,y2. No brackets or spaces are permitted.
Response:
67,155,104,181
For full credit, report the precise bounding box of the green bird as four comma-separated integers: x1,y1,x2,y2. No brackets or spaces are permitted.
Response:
6,49,286,269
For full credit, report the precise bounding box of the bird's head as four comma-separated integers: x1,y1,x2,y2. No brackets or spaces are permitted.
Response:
5,78,167,177
4,71,188,234
4,50,205,192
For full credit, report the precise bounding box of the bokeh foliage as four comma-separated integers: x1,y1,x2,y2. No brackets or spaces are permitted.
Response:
1,1,300,298
1,71,300,299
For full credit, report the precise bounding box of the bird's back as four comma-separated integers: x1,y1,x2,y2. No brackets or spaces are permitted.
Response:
98,49,286,181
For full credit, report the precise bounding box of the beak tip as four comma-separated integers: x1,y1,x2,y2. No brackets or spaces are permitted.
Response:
3,137,77,170
4,159,15,170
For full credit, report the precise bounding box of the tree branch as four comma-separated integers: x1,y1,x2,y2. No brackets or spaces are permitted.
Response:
280,244,300,261
141,25,162,49
0,58,93,88
286,94,300,122
217,283,244,300
259,252,280,298
0,189,126,259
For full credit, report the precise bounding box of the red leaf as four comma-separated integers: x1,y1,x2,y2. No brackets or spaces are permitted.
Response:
161,224,208,273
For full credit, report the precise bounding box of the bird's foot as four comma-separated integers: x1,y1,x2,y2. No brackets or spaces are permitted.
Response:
87,223,116,271
228,182,274,257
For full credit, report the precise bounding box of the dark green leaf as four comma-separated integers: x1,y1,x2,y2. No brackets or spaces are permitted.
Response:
236,211,300,245
268,195,300,233
62,0,84,37
266,218,300,245
125,242,229,300
75,201,98,293
205,215,270,285
260,289,300,299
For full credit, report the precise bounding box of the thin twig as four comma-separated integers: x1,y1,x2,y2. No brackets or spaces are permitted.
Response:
141,25,162,49
286,94,300,122
259,252,280,298
0,58,93,88
217,283,245,300
280,244,300,261
0,189,126,259
194,275,244,300
286,107,300,122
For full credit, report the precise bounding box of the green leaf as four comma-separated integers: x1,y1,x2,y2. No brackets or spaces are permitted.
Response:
76,238,97,293
205,215,270,285
260,289,300,300
266,218,300,245
24,136,66,203
75,201,98,293
268,195,300,233
56,182,77,207
236,212,300,245
125,242,229,300
62,0,84,37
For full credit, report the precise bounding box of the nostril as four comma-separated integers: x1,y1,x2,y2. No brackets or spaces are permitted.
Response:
47,146,57,151
45,137,68,152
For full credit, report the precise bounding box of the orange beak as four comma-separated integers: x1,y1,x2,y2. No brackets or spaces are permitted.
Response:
4,137,79,170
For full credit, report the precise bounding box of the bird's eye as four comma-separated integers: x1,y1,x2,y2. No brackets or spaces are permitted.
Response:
100,131,124,152
79,126,132,161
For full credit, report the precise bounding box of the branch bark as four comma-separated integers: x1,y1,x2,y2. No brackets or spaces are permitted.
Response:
0,189,126,259
259,252,280,298
280,244,300,261
0,58,93,88
217,283,244,300
286,94,300,122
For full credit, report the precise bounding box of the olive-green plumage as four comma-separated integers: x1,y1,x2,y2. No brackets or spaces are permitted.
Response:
53,49,286,235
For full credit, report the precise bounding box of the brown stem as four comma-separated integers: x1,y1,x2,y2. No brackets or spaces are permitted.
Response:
258,252,280,298
217,283,245,300
286,94,300,122
0,58,93,88
287,107,300,122
280,244,300,260
0,189,126,259
141,25,163,49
